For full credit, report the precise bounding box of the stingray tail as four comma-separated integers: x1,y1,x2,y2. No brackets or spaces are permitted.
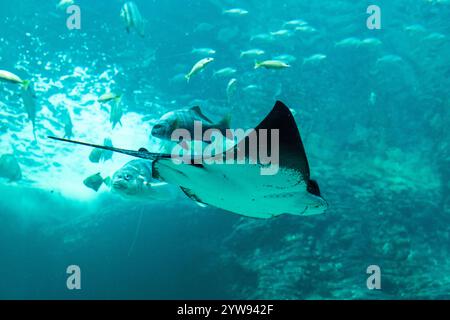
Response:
48,136,171,161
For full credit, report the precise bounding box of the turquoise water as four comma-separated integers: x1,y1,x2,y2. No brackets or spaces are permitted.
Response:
1,0,450,299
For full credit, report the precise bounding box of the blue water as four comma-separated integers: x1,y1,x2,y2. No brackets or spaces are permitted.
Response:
1,0,450,299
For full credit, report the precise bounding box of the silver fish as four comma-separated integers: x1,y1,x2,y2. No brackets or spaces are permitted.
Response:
151,106,231,141
111,160,175,200
120,2,145,37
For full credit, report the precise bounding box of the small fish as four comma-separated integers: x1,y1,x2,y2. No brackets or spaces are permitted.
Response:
88,148,103,164
302,54,327,65
255,60,291,70
424,32,446,42
0,154,22,182
226,78,237,101
111,160,174,200
294,25,317,33
89,138,114,163
111,160,152,197
250,33,274,43
98,92,121,103
101,138,114,161
213,67,237,78
243,84,260,92
335,37,361,48
120,1,145,37
283,19,308,28
360,38,383,47
151,106,231,141
110,96,124,129
376,55,403,65
21,80,37,140
83,173,109,192
62,109,73,139
185,57,214,83
240,49,265,58
273,54,297,64
403,24,427,33
223,8,248,16
270,29,292,37
191,48,216,56
0,70,23,85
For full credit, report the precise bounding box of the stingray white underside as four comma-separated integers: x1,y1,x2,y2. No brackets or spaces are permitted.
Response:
154,159,328,219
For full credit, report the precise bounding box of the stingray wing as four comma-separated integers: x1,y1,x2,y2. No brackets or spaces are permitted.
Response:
253,100,310,179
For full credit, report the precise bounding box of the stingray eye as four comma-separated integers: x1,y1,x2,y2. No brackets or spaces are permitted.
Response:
153,124,162,130
124,174,132,181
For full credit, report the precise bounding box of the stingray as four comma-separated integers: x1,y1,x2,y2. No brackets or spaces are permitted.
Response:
49,101,328,219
